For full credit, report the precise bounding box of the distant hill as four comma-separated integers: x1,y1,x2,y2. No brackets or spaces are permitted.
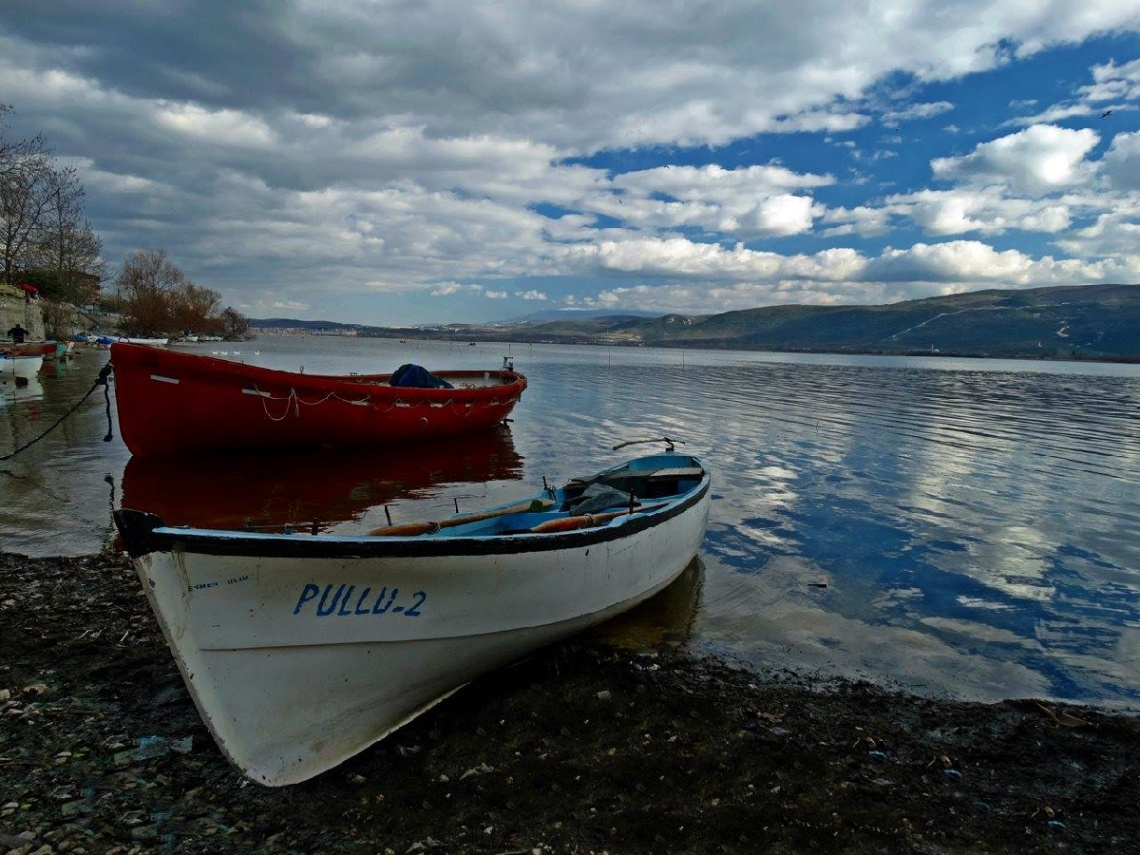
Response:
503,308,661,324
507,283,1140,361
251,283,1140,362
250,318,366,332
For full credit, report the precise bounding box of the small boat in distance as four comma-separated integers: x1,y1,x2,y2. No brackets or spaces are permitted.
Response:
2,340,58,359
113,444,710,787
96,335,169,347
109,342,527,457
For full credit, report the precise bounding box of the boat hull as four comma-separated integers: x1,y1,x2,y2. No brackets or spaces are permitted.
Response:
109,342,527,456
118,461,710,786
1,341,56,359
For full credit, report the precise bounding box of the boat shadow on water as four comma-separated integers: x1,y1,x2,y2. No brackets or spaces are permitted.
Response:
583,555,705,650
119,425,525,532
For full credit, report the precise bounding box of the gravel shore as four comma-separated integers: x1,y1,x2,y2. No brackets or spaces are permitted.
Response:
2,550,1138,855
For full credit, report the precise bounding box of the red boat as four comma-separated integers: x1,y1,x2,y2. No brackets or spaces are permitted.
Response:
1,340,57,358
110,342,528,457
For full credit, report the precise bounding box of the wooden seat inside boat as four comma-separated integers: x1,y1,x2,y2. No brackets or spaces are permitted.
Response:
563,463,706,506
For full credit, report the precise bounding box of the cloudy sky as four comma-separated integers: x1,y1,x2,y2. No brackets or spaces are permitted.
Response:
4,1,1140,327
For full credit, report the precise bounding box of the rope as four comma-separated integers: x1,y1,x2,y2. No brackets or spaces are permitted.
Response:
250,385,299,421
1,363,114,462
248,383,372,420
244,383,510,419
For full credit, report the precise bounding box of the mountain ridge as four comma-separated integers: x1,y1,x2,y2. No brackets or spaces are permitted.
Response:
251,283,1140,362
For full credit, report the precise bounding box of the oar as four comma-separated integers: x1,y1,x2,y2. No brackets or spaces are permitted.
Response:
528,501,669,533
368,498,554,537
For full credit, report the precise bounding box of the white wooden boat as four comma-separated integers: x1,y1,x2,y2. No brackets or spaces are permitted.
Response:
95,335,169,347
114,445,711,786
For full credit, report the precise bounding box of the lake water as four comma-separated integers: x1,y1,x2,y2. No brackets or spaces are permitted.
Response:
3,337,1138,709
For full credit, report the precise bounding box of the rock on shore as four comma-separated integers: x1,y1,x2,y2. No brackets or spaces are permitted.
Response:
1,550,1138,854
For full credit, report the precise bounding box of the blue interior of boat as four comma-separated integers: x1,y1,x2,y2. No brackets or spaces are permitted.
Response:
428,453,706,538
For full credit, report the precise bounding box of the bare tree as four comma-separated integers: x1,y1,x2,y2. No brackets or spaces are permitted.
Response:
114,249,187,336
222,306,252,339
41,298,75,341
0,105,103,296
113,250,244,337
0,138,53,287
35,165,104,303
169,281,223,334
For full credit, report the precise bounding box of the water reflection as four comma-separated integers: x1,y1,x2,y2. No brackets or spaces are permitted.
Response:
586,557,705,650
120,425,524,532
0,362,43,408
679,361,1140,707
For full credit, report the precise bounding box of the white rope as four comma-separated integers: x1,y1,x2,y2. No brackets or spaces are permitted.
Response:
248,383,374,419
246,386,296,421
244,383,516,420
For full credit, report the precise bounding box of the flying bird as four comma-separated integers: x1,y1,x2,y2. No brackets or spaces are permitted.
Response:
1101,109,1113,118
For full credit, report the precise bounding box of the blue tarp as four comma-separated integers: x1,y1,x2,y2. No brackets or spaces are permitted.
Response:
389,363,453,389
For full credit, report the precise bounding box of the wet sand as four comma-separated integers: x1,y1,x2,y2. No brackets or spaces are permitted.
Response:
2,550,1138,854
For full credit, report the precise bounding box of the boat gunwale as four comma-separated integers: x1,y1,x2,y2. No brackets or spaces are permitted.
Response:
109,342,527,397
114,475,710,560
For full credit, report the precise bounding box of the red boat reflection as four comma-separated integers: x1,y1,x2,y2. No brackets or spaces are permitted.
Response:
120,425,524,532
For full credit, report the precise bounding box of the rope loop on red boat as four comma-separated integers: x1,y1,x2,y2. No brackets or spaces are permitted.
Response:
248,384,373,420
249,385,299,421
243,384,511,420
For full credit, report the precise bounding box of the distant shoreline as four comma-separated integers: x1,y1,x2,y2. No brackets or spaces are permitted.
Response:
253,327,1140,365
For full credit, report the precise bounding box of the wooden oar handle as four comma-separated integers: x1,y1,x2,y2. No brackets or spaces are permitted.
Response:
369,520,442,537
528,501,668,533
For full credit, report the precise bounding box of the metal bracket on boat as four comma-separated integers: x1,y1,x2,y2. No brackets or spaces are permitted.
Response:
612,436,685,453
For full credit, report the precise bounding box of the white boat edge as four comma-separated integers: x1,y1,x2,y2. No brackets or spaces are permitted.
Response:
119,455,711,787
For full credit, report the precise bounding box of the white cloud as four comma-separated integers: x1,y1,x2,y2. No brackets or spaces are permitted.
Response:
1080,58,1140,103
820,206,893,238
887,188,1074,235
153,103,277,148
1100,131,1140,190
562,236,1124,315
931,125,1100,195
515,290,548,300
758,194,817,236
1008,56,1140,126
882,101,955,123
862,240,1107,287
1054,208,1140,262
1003,102,1098,126
609,165,829,236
